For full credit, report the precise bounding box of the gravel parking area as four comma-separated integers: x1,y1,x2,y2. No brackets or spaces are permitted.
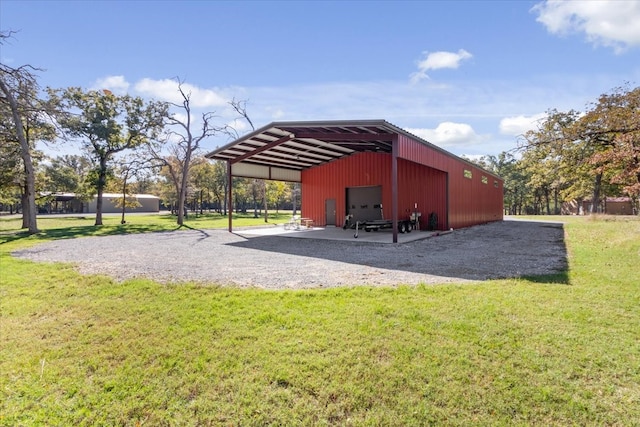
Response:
12,219,567,289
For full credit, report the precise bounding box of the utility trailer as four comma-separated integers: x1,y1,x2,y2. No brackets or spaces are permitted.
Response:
343,208,419,238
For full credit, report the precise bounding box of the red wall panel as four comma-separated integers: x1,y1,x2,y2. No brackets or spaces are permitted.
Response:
398,135,503,229
301,136,504,230
302,152,392,227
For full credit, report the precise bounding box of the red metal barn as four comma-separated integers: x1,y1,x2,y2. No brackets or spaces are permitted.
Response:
206,120,503,243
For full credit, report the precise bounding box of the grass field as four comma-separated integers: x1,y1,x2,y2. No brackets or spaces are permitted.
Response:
1,213,639,426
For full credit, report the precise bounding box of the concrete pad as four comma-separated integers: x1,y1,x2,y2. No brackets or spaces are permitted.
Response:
235,224,441,243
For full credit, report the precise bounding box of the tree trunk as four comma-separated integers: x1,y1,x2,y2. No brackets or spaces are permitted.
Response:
590,173,603,214
21,186,28,229
0,78,38,233
95,158,108,226
545,188,551,215
121,173,128,224
292,188,297,216
177,150,193,226
263,181,268,223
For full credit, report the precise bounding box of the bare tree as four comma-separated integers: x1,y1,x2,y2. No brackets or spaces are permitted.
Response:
227,98,269,221
150,80,221,226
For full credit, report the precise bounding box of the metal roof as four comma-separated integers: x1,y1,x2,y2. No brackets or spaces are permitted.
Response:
205,120,422,171
205,119,502,181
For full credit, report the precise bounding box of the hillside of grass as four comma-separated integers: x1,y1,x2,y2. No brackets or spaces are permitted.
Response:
1,214,638,425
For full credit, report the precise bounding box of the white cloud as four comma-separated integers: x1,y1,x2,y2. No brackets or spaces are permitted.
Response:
227,119,249,133
267,107,285,119
91,75,130,95
499,113,547,136
532,0,640,53
404,122,484,146
134,78,228,108
410,49,473,83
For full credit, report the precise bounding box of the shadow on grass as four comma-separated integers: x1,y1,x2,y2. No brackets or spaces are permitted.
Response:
521,272,570,285
0,224,178,246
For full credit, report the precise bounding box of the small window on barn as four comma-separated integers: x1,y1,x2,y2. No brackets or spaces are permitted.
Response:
482,176,488,184
464,169,473,179
494,180,499,188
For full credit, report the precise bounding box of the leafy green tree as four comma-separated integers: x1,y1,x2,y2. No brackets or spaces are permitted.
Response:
210,160,229,214
41,154,93,193
582,85,640,198
189,159,216,215
289,182,300,215
266,181,290,214
521,86,640,214
0,128,21,207
469,152,529,215
521,110,601,213
52,87,167,225
249,179,265,219
232,177,251,214
111,154,161,223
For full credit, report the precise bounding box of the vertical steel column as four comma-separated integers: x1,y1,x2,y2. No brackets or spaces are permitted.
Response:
391,134,398,243
227,161,233,232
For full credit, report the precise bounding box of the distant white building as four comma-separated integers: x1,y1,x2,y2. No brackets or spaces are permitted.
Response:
85,193,160,214
43,193,160,214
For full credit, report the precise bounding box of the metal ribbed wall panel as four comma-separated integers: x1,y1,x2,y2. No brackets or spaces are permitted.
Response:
271,168,301,182
302,137,503,230
302,152,450,229
302,152,391,227
397,159,448,230
398,135,503,229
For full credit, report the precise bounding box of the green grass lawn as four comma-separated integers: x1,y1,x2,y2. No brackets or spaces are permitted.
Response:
1,214,639,426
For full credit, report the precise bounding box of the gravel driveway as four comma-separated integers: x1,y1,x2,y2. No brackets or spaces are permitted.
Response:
12,219,567,289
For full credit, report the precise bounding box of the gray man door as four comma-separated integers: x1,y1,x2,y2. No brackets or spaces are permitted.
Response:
325,198,336,226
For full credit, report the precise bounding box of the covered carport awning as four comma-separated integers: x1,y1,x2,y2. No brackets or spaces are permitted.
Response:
205,120,427,242
205,120,406,181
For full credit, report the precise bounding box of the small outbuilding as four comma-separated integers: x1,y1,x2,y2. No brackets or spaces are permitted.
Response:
206,120,503,242
41,193,160,214
85,193,160,214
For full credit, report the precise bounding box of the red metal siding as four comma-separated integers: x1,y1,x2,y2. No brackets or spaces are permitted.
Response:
397,159,448,230
302,152,392,227
301,137,503,230
398,135,503,229
302,152,450,229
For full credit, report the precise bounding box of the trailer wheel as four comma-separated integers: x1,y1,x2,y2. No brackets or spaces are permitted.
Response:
398,222,406,233
365,228,372,232
406,222,412,233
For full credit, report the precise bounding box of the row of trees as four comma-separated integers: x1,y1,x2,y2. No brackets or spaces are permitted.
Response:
3,31,299,232
3,31,638,233
470,84,639,216
19,152,300,218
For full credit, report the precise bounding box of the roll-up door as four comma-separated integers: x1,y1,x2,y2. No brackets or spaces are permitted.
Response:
346,186,383,222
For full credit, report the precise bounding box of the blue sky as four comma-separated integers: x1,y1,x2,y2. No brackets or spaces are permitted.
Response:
2,0,640,158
